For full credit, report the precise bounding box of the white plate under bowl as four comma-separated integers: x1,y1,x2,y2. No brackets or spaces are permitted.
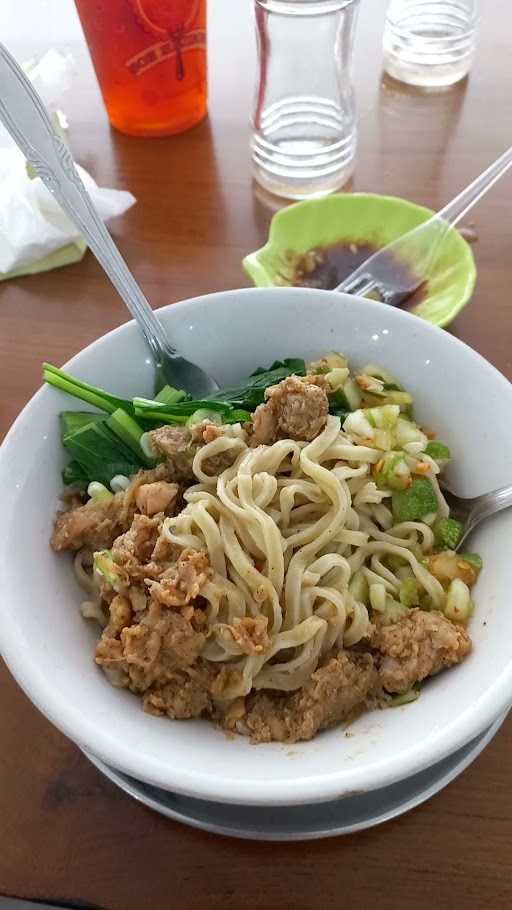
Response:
1,287,512,806
84,711,507,841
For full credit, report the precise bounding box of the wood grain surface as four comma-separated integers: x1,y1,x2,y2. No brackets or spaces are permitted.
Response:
1,1,511,908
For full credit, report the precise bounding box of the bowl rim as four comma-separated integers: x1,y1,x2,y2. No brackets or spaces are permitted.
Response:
0,286,510,806
243,192,477,329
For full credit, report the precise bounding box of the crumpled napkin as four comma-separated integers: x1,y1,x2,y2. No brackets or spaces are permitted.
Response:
0,50,135,281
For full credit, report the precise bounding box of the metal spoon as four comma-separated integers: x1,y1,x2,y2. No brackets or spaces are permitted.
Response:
0,42,218,397
441,482,512,550
335,144,512,304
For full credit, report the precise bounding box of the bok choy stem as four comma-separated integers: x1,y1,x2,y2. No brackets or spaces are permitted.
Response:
43,363,135,415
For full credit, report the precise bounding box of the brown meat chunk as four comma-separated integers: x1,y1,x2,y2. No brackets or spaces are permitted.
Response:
149,426,197,483
372,608,472,694
121,599,206,691
135,480,179,517
148,549,211,607
150,425,192,455
227,651,378,744
95,636,125,671
251,402,278,447
151,532,181,566
190,422,223,444
122,464,171,508
107,593,133,634
143,665,214,719
304,374,329,389
202,451,239,477
60,489,86,510
50,464,171,552
127,586,148,613
94,595,133,686
96,565,207,693
121,623,160,671
51,492,128,552
251,375,328,446
111,514,163,582
94,517,211,692
201,424,224,443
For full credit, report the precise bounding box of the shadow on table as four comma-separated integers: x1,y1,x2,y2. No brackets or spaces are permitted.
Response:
105,117,230,295
378,72,469,206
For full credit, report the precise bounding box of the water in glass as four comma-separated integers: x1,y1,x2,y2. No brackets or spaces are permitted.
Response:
252,0,360,200
383,0,479,88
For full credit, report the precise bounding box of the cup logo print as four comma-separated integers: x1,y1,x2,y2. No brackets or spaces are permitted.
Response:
126,0,205,80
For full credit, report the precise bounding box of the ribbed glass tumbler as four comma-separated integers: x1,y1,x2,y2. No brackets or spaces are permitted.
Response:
252,0,360,200
383,0,479,88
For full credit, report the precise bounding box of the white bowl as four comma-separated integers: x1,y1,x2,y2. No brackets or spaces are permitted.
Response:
1,288,511,807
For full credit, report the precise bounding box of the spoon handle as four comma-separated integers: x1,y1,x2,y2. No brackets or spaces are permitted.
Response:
470,485,512,525
0,42,171,363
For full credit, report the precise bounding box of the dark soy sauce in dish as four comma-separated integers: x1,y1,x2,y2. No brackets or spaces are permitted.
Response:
292,242,428,308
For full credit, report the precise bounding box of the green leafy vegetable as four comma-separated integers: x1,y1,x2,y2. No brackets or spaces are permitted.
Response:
209,359,306,410
60,411,104,440
364,404,400,430
44,363,134,415
154,385,188,406
45,357,353,437
87,482,114,503
62,460,89,486
348,570,369,604
362,363,402,388
385,390,413,411
94,550,126,590
62,420,144,487
458,552,483,572
251,358,306,377
392,478,438,522
374,451,411,491
428,550,480,587
106,408,154,466
395,418,427,450
425,441,451,462
325,368,349,392
399,577,420,607
44,356,368,489
389,684,420,707
186,409,224,428
44,362,255,486
327,390,350,420
434,517,463,550
342,377,362,411
133,397,251,425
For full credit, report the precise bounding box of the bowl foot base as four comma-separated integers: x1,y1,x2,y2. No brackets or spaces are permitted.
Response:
83,711,507,841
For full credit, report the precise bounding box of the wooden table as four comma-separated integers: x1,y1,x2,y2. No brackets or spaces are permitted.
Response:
1,1,512,907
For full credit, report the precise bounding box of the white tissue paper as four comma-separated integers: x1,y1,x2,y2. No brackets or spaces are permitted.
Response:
0,50,136,280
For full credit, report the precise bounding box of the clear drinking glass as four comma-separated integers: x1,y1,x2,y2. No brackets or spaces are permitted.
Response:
252,0,360,200
383,0,479,88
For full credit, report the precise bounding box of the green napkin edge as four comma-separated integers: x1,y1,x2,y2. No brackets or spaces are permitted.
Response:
0,237,87,281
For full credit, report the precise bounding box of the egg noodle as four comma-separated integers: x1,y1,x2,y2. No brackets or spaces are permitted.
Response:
132,413,445,698
52,354,481,741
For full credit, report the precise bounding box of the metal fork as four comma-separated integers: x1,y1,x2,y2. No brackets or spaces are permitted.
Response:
0,42,219,398
440,483,512,550
336,145,512,303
